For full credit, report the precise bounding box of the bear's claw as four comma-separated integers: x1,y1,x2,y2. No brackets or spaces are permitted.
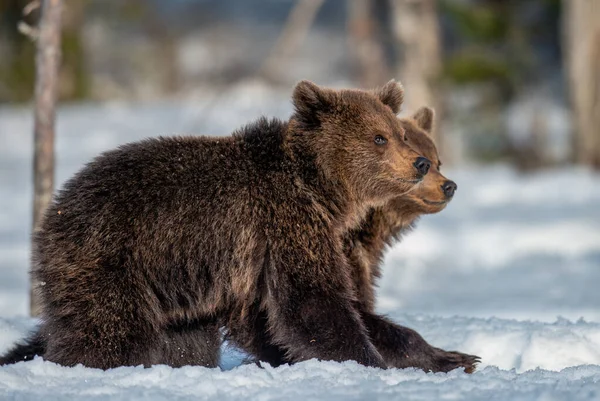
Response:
431,348,481,374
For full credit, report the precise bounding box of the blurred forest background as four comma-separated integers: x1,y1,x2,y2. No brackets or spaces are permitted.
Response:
1,0,599,169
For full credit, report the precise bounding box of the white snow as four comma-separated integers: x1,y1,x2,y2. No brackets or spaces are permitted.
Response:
1,356,600,401
1,91,600,400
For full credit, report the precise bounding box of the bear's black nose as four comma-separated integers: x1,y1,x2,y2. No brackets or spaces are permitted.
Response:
414,157,431,176
442,180,457,198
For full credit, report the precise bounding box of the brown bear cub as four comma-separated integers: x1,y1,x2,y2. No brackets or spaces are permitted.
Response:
344,107,480,373
230,108,480,373
1,80,432,370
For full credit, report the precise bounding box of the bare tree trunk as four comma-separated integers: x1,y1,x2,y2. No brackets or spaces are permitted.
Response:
260,0,325,82
563,0,600,168
347,0,390,88
389,0,442,139
31,0,62,317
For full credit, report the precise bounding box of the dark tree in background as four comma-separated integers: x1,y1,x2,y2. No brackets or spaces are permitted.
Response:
0,0,87,103
128,0,180,94
31,0,62,316
0,0,37,102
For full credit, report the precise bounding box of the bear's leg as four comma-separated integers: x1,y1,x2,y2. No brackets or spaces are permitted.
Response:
265,288,384,367
263,233,384,367
43,313,159,369
361,311,480,373
40,268,163,369
225,303,288,367
154,317,221,368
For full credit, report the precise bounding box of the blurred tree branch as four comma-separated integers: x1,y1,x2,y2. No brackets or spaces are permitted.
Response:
19,0,41,40
23,0,41,16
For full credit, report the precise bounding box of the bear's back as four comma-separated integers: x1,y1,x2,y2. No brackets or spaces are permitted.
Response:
45,117,289,233
44,135,243,234
36,119,291,273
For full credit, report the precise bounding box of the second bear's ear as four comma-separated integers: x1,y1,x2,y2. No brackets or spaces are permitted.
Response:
292,80,332,128
375,80,404,114
412,106,435,133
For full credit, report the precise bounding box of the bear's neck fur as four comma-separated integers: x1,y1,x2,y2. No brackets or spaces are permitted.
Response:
283,118,370,233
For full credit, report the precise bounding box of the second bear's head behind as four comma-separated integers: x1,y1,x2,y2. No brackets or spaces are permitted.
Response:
400,107,457,215
288,80,429,206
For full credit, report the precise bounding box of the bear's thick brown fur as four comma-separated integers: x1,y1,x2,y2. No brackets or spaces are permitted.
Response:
1,80,431,370
231,107,480,373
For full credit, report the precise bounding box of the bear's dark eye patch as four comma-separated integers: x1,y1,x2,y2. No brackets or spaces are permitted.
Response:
374,135,388,145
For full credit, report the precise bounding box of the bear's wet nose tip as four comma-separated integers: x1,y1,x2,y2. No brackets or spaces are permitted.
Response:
413,157,431,176
442,180,457,198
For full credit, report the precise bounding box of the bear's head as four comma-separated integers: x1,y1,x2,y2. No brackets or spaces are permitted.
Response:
400,107,457,214
289,80,430,205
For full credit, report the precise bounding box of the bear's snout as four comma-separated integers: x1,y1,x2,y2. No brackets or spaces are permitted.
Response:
442,180,457,198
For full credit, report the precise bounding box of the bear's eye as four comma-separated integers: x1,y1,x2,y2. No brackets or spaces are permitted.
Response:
374,135,388,145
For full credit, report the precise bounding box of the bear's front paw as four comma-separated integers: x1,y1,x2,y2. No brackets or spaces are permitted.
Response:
430,348,480,373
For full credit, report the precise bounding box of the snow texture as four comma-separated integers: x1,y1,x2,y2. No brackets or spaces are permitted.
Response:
1,88,600,400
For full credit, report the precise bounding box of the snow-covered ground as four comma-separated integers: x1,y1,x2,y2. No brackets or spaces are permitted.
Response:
1,89,599,400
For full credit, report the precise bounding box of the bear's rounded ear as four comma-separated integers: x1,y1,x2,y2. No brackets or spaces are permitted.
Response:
412,106,435,133
292,80,332,128
375,80,404,114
